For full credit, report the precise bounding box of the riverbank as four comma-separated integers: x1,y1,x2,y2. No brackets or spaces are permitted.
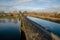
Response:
24,13,60,24
0,16,21,18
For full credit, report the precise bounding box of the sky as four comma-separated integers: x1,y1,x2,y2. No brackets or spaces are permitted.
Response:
0,0,60,12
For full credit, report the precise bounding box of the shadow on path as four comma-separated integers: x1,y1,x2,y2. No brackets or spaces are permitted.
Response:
21,30,26,40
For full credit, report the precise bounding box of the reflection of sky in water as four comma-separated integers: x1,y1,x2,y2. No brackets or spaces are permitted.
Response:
0,18,21,40
27,16,60,36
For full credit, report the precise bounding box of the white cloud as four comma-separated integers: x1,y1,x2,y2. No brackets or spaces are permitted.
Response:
0,0,33,12
0,0,60,12
8,6,45,12
40,0,50,1
0,0,33,7
35,0,55,3
40,6,60,12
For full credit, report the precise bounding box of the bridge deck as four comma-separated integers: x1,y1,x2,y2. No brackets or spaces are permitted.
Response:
21,15,52,40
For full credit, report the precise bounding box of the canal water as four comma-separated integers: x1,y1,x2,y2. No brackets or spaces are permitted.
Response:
0,18,21,40
27,16,60,36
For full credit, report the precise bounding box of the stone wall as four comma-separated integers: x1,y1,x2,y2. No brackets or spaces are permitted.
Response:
21,16,52,40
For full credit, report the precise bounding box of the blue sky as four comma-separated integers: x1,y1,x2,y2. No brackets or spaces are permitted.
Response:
0,0,60,12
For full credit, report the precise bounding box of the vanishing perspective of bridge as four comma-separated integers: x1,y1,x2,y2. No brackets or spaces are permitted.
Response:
21,14,60,40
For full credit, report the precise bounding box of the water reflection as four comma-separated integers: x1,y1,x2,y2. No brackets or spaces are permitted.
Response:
0,19,6,23
0,18,21,40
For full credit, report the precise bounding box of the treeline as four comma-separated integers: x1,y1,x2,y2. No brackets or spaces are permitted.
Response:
23,12,60,18
0,11,60,18
0,11,21,18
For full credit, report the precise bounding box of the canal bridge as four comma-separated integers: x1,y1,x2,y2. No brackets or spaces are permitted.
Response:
21,14,60,40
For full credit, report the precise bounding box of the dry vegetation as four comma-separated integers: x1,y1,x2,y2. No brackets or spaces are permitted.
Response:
0,11,21,18
0,11,60,23
24,12,60,23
